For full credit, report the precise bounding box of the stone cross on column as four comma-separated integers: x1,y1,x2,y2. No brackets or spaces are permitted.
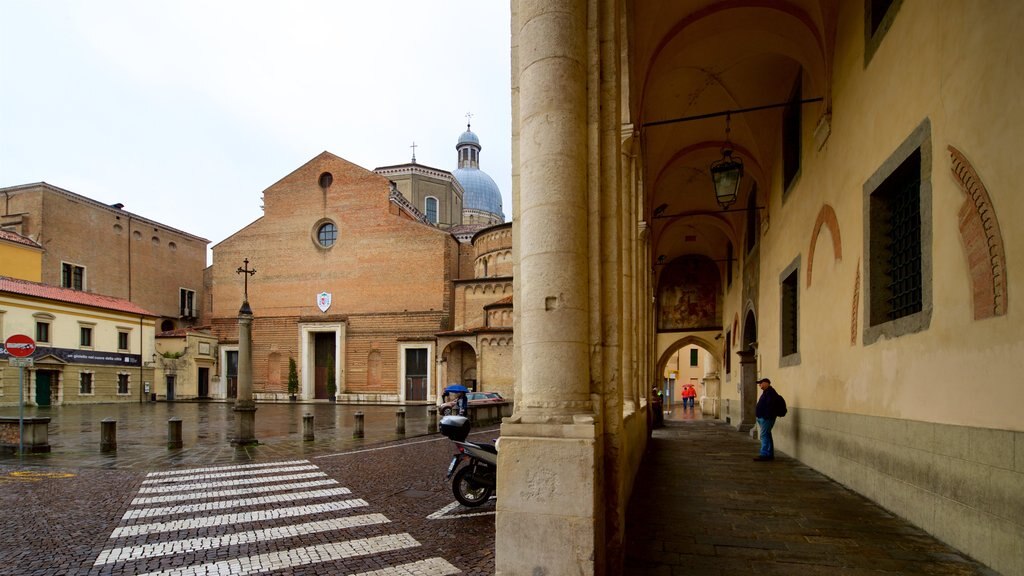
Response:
233,258,258,446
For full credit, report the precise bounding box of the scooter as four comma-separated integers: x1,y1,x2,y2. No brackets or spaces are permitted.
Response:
439,415,498,507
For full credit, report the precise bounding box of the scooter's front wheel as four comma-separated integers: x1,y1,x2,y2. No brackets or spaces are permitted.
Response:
452,465,493,507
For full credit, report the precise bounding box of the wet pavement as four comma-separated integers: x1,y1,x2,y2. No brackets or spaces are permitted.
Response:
0,401,499,575
1,401,441,470
625,407,998,575
0,401,1002,575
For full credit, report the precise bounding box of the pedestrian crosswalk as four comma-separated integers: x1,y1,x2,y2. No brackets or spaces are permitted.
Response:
95,460,460,575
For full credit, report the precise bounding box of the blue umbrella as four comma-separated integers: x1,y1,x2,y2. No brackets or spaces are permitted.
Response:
444,384,469,394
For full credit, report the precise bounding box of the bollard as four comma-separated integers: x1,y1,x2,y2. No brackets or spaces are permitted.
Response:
353,411,364,439
100,418,117,452
167,417,183,449
427,406,438,432
303,413,314,441
395,408,406,435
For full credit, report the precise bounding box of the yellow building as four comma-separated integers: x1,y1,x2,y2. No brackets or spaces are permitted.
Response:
499,2,1024,575
0,275,157,406
0,230,42,282
153,327,219,401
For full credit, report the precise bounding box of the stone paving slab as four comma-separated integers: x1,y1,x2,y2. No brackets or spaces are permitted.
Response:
624,418,1000,576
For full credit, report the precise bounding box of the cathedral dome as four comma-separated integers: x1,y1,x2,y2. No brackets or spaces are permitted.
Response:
453,166,503,216
453,125,504,223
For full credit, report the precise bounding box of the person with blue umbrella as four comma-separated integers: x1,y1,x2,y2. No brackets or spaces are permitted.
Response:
442,384,470,416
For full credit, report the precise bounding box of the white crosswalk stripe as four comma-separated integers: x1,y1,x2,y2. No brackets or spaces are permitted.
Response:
138,470,328,493
97,459,460,575
132,478,338,504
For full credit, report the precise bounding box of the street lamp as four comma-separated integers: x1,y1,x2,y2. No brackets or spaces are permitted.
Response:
709,113,743,210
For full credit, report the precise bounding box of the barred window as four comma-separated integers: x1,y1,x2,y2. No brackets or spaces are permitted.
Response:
117,374,130,395
779,255,802,366
869,150,922,324
863,119,932,345
80,372,93,395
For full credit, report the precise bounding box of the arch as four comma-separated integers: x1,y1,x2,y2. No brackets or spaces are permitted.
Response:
424,196,439,224
657,255,722,330
949,146,1008,319
441,340,477,389
655,334,722,379
742,305,758,352
653,212,741,264
367,350,382,387
267,352,282,387
652,140,770,207
639,2,830,123
807,203,842,287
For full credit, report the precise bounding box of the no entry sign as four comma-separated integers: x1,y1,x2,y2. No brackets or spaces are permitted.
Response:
4,334,36,358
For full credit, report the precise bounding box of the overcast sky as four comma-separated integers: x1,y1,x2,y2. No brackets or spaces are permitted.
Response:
1,1,512,262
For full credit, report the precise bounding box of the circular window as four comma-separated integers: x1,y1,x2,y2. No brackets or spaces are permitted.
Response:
316,222,338,248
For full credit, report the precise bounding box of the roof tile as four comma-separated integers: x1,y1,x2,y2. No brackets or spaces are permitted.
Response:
0,275,159,317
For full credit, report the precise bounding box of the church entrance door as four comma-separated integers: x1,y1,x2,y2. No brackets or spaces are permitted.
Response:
314,333,335,399
405,348,427,401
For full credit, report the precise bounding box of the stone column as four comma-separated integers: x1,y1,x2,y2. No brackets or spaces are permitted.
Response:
702,354,721,418
498,1,597,575
233,301,257,445
737,349,757,432
515,0,590,421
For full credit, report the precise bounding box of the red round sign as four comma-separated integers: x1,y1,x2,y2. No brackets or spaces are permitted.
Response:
4,334,36,358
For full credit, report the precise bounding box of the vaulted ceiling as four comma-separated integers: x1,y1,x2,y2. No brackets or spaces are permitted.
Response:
630,0,836,281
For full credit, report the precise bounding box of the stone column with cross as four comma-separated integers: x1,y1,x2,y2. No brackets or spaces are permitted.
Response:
233,258,258,446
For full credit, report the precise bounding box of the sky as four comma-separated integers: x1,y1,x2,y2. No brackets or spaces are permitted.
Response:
0,1,513,263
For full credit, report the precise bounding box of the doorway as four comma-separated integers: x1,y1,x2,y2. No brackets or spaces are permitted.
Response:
226,351,238,398
166,375,176,401
35,370,56,406
405,348,428,401
314,332,336,399
198,367,209,398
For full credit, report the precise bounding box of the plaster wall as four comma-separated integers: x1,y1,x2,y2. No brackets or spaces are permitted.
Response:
0,295,155,406
0,243,42,282
754,0,1024,431
748,3,1024,573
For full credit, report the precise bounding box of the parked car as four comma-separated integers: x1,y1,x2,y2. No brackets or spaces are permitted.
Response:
439,391,505,415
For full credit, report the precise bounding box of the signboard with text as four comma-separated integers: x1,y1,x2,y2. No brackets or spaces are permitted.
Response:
0,345,140,366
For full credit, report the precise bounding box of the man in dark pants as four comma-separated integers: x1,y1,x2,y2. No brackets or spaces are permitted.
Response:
754,377,781,461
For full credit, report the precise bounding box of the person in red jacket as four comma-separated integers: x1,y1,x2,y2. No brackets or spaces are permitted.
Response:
682,383,697,409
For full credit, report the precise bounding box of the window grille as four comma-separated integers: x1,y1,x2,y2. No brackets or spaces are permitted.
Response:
870,149,922,326
781,270,799,356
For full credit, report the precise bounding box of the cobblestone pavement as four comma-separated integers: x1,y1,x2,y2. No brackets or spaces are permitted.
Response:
625,412,999,576
0,402,498,575
0,403,1003,575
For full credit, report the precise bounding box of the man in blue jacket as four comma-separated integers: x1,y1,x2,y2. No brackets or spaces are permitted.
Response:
754,377,780,461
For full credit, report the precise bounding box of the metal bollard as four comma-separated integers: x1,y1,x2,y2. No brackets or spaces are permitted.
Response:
427,406,438,432
303,413,314,441
353,411,364,439
100,418,117,452
167,417,182,449
395,408,406,435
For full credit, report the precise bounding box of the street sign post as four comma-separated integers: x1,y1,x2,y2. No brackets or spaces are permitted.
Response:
4,334,37,457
